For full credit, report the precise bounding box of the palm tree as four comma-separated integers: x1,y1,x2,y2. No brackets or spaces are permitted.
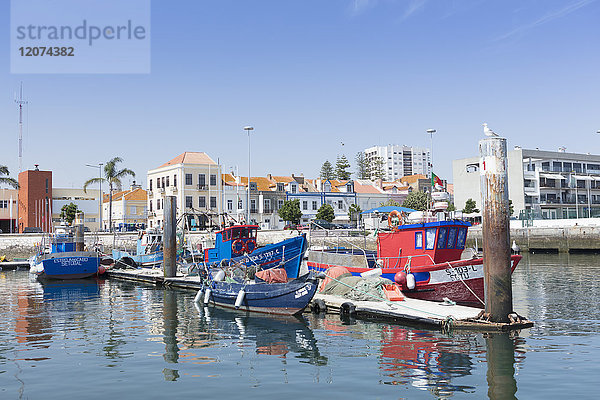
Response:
0,165,19,188
84,157,135,232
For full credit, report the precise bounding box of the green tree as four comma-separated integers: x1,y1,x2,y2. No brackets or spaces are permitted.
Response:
278,199,302,225
315,203,335,222
0,165,18,189
380,199,401,207
355,152,369,179
320,160,334,180
509,200,514,216
334,155,351,180
348,203,362,226
84,157,135,232
402,191,428,211
369,156,385,180
463,198,479,214
447,202,456,212
60,202,80,225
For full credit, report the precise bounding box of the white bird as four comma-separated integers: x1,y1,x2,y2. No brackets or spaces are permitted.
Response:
483,123,499,137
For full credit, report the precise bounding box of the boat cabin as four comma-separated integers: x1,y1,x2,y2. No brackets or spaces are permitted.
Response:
377,221,470,267
136,230,163,255
204,225,259,263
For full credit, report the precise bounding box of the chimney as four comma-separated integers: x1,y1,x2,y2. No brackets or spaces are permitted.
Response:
267,173,272,181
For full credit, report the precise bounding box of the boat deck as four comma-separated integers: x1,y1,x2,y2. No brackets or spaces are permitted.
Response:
106,268,532,332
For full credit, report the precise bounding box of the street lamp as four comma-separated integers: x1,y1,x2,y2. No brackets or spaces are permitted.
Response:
85,163,103,231
244,126,254,225
426,129,436,175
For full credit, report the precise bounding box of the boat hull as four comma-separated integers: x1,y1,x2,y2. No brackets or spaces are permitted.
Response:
307,254,522,306
112,249,163,267
208,235,307,279
31,251,100,280
206,273,319,316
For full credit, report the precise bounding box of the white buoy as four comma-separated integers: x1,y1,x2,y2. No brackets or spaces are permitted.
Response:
203,288,212,305
194,288,204,303
360,268,382,278
406,273,416,290
213,269,225,282
235,289,246,309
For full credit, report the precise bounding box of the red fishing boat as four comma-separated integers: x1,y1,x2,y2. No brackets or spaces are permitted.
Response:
307,210,521,307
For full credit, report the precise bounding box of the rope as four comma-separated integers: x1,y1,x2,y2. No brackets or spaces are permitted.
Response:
321,273,450,319
445,262,485,306
441,315,455,334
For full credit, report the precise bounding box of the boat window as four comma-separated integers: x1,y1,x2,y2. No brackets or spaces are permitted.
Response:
447,227,458,249
437,227,447,249
250,228,257,239
240,227,248,238
231,228,240,239
223,229,230,241
425,228,436,250
456,227,467,249
415,232,423,249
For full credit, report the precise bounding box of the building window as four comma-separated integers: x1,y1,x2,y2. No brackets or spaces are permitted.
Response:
199,197,206,208
157,199,160,210
238,199,243,210
291,184,297,194
156,178,160,189
302,201,308,210
173,175,177,187
338,200,343,209
278,199,284,209
227,200,233,210
45,178,48,194
166,176,170,187
149,201,153,212
312,200,318,210
185,174,192,185
149,179,153,191
185,196,193,208
198,174,206,188
162,177,166,188
210,174,217,186
277,183,285,191
264,199,271,211
250,182,257,191
250,199,257,212
210,196,217,209
466,163,479,173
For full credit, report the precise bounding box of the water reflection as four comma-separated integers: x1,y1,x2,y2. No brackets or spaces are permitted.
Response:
485,333,517,400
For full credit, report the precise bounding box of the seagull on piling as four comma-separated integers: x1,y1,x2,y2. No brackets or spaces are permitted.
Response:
483,123,499,137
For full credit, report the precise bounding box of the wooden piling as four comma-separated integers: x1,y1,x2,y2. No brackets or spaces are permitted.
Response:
163,196,177,278
479,137,513,323
74,212,85,252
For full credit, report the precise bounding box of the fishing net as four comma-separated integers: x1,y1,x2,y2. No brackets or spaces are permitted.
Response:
320,273,393,302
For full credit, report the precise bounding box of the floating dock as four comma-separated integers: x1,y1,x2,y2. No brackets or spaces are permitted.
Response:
0,261,30,271
105,268,532,332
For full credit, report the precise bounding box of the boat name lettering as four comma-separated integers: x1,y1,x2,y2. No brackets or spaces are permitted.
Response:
295,284,310,299
248,248,280,262
444,265,477,281
57,257,88,266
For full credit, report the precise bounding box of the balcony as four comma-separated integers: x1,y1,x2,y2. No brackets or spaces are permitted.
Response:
263,208,273,214
250,208,258,214
197,184,208,190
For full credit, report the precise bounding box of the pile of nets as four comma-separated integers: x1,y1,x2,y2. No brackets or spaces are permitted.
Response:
319,266,393,302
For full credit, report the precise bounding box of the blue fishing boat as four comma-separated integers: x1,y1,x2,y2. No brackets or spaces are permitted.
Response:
29,226,101,280
203,225,307,279
112,229,163,268
202,271,320,316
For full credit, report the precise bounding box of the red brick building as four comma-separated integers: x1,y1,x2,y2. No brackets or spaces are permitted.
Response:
18,167,52,233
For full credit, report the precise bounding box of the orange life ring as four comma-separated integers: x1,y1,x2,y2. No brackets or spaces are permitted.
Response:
232,239,245,254
388,210,404,230
245,239,257,254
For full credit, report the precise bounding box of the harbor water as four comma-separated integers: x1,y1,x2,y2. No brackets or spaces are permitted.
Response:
1,253,599,399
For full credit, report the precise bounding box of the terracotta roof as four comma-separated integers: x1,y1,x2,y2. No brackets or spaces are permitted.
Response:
157,152,217,169
400,174,427,184
270,176,295,184
238,176,276,191
103,188,147,203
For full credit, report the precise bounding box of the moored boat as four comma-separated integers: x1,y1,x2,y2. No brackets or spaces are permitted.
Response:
307,210,521,306
203,224,307,279
30,225,101,280
202,270,320,316
112,229,163,268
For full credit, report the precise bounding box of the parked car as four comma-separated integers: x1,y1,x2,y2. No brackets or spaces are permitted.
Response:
23,227,42,233
310,219,338,230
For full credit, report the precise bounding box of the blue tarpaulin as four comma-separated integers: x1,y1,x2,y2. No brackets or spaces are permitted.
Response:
360,206,416,215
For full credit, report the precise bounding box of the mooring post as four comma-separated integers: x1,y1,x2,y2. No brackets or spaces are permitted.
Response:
480,137,513,323
74,212,85,252
163,196,177,278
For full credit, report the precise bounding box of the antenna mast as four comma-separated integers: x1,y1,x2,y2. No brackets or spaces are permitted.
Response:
15,82,28,172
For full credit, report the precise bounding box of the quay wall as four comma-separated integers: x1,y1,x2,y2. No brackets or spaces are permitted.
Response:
2,226,598,259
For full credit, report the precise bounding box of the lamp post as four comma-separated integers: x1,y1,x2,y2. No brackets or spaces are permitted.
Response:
244,126,254,225
85,163,103,231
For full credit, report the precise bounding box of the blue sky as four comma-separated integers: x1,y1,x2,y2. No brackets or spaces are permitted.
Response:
2,0,600,188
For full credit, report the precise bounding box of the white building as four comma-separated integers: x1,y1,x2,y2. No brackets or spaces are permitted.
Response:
147,152,222,229
453,147,600,220
364,145,431,181
102,184,148,231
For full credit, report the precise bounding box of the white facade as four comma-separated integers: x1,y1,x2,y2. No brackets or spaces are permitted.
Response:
453,147,600,220
52,187,102,231
147,152,222,229
364,145,431,181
